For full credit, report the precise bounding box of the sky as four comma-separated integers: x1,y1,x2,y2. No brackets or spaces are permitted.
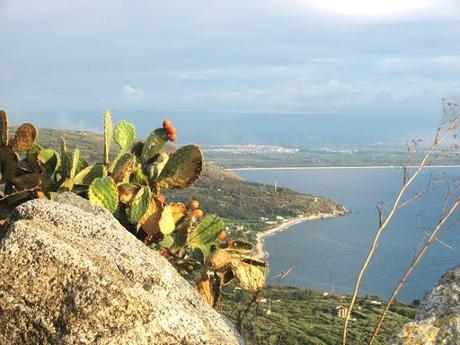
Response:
0,0,459,145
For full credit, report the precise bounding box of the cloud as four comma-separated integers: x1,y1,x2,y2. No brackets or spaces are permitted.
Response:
291,0,459,21
377,56,460,70
121,85,144,102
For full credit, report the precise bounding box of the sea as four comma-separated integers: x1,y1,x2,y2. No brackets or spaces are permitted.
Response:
236,167,460,303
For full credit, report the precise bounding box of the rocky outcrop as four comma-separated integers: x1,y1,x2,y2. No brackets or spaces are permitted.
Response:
389,266,460,345
0,193,243,345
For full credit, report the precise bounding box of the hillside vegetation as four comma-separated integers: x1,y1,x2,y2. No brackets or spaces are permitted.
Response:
221,285,416,345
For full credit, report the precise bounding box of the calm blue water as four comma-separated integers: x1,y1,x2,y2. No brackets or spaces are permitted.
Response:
236,167,460,303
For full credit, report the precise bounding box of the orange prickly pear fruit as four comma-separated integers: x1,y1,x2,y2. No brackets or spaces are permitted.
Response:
162,119,173,130
217,230,226,241
188,200,199,210
192,209,203,218
168,132,177,142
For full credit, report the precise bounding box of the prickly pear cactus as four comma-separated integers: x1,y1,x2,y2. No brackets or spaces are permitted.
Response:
141,128,168,163
103,111,112,168
111,153,137,184
0,108,267,305
159,205,175,235
127,186,152,223
0,110,9,146
73,164,106,185
88,176,118,213
188,215,224,247
157,145,203,189
114,120,136,151
37,149,60,175
11,123,37,152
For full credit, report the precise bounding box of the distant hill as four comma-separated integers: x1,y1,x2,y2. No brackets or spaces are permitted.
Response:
164,162,340,222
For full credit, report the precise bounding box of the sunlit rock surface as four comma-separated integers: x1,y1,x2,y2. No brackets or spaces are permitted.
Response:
389,266,460,345
0,193,243,345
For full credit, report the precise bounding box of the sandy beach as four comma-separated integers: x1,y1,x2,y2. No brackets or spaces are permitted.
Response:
253,212,343,260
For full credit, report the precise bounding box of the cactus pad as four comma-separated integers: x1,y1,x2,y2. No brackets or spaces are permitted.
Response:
157,145,203,189
227,239,254,253
197,276,221,307
130,167,149,186
12,173,46,191
167,203,187,224
60,136,67,174
88,176,118,213
11,123,37,151
138,197,162,235
141,129,168,163
117,183,138,204
37,149,60,175
127,186,152,223
188,214,224,247
159,205,176,235
58,178,75,192
131,141,144,157
73,164,106,185
0,109,9,146
114,121,136,151
68,149,80,179
0,146,19,184
158,235,174,249
230,261,266,293
112,153,137,184
103,111,112,167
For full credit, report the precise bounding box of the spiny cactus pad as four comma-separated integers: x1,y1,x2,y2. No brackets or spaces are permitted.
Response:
188,214,224,247
11,123,37,152
0,110,9,146
88,176,118,213
127,186,152,224
157,145,203,189
141,128,168,163
114,120,136,151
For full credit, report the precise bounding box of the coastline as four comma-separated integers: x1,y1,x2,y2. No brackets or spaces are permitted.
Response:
254,211,344,260
230,165,460,171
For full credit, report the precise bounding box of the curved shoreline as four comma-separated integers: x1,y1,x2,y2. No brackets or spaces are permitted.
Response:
254,212,344,260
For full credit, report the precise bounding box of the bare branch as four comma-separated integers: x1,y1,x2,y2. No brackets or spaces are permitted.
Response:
369,199,460,344
341,102,459,345
272,265,295,281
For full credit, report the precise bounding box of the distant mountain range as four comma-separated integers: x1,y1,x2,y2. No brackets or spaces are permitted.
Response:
17,109,440,148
